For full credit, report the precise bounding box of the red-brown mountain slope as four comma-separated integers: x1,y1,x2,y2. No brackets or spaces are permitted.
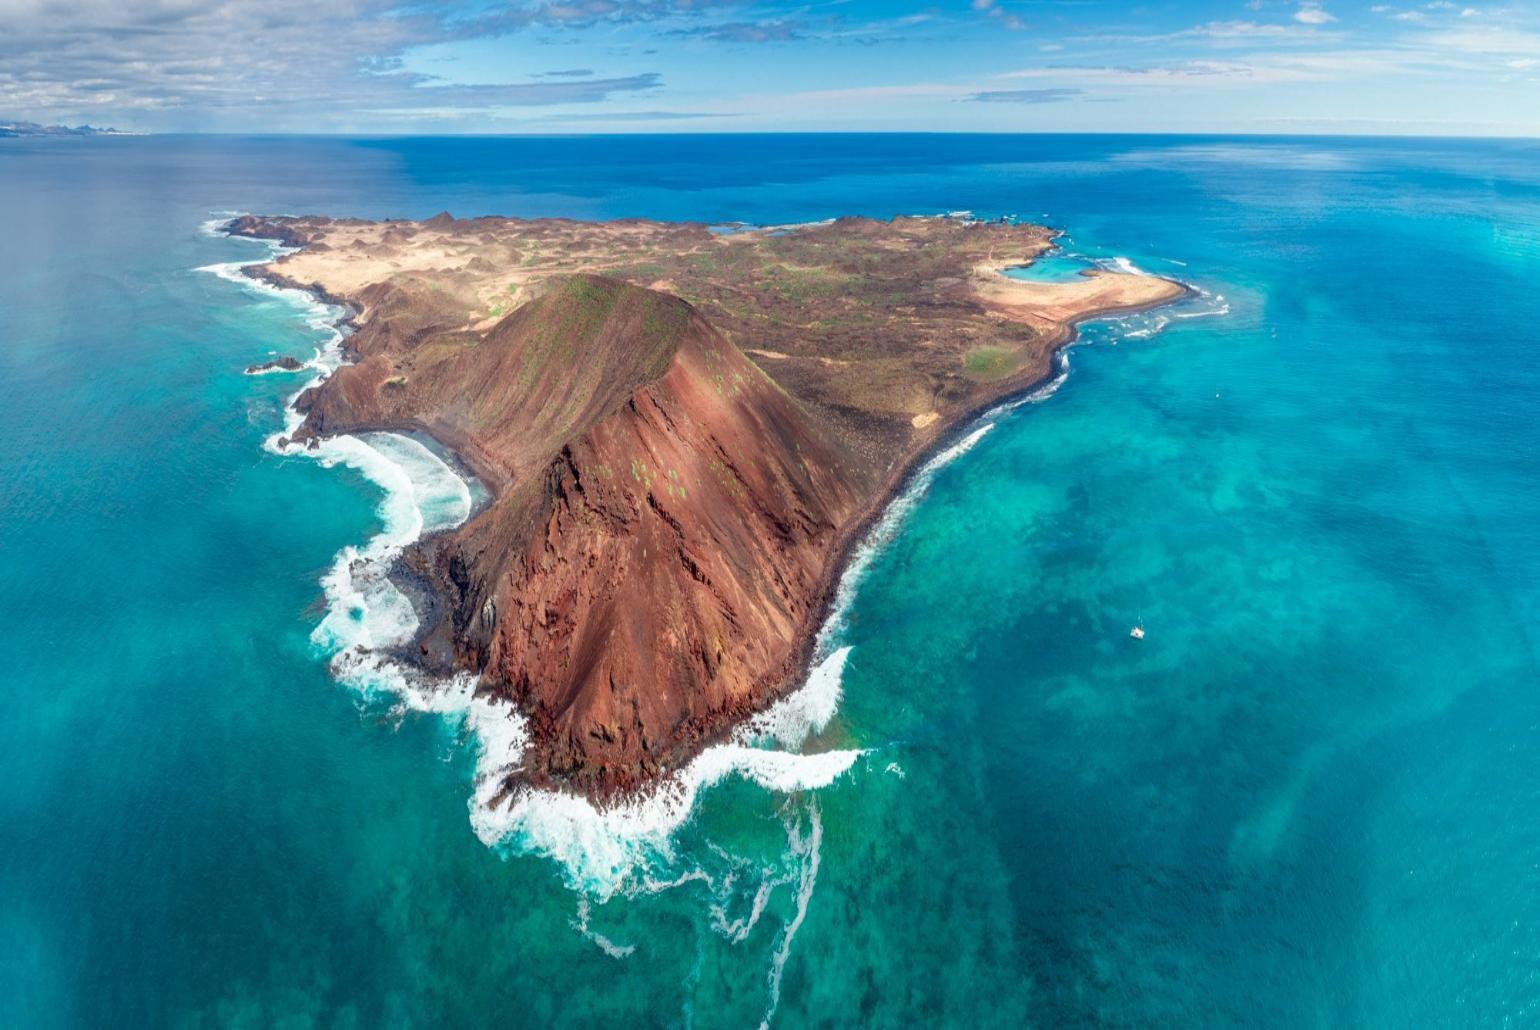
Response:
293,274,869,794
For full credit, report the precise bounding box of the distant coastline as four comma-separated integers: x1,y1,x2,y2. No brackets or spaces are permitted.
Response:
0,120,136,138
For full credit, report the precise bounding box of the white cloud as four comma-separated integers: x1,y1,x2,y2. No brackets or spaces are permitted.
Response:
997,42,1506,92
1423,25,1540,55
1294,3,1336,24
1000,59,1319,87
0,0,726,126
1079,19,1342,48
771,82,975,104
1194,19,1335,40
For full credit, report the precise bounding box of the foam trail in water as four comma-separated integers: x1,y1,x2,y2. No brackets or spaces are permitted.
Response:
758,802,822,1030
572,897,636,959
713,873,782,944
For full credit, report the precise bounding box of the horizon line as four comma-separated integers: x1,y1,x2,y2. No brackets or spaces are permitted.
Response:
12,128,1539,142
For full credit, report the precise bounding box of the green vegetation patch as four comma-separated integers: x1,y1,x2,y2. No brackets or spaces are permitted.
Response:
619,263,670,280
756,263,852,302
962,346,1018,381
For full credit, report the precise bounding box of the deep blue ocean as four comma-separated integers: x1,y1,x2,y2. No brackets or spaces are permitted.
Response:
3,133,1539,1027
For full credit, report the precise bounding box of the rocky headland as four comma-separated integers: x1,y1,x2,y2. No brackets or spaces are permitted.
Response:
229,212,1188,798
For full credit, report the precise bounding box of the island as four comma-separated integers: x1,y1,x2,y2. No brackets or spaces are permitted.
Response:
228,212,1188,798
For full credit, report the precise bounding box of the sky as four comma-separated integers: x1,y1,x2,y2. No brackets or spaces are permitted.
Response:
2,0,1538,135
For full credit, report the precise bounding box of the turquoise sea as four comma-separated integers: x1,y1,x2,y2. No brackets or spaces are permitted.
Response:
3,134,1539,1026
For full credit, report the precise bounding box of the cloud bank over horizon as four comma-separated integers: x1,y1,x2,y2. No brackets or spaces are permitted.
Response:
2,0,1537,135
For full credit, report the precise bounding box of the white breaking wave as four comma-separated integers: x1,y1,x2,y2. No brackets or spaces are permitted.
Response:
1105,255,1149,276
736,646,850,749
307,432,472,659
461,547,865,900
198,211,244,238
473,741,861,898
1103,283,1228,343
1175,291,1229,319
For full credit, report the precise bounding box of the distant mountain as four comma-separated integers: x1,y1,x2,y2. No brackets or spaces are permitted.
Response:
0,120,133,138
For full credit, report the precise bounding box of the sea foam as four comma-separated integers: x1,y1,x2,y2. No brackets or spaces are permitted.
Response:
759,802,822,1030
473,744,859,898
